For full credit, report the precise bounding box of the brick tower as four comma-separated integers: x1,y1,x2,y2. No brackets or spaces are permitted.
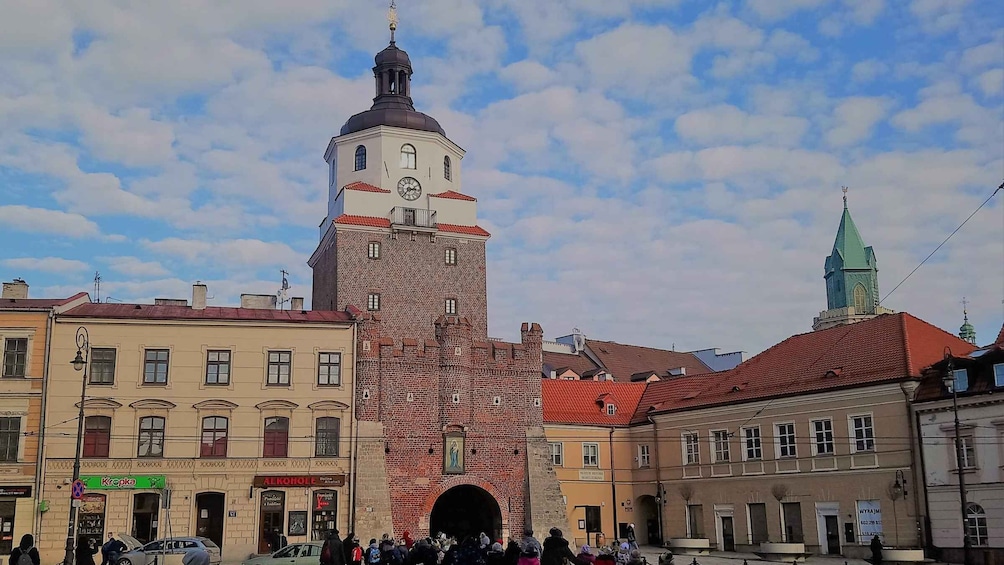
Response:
309,16,566,541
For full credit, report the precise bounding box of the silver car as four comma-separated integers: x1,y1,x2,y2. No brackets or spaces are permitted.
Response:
118,537,222,565
241,542,324,565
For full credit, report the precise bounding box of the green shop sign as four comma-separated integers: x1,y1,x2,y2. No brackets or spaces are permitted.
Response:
80,475,167,490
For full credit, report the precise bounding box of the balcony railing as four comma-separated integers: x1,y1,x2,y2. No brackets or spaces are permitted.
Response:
389,207,437,229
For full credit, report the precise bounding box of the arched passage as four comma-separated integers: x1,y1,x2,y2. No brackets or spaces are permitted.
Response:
429,485,502,542
636,495,661,546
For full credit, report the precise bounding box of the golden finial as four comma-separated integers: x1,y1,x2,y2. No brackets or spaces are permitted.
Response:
388,0,398,43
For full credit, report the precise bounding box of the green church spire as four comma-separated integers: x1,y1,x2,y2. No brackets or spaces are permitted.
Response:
959,298,977,344
823,188,880,313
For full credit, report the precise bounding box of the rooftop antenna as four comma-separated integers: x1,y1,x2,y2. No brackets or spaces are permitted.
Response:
842,186,849,209
388,0,398,44
93,271,102,303
277,269,290,310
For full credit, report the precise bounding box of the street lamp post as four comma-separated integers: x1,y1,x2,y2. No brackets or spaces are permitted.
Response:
942,348,972,565
62,327,89,565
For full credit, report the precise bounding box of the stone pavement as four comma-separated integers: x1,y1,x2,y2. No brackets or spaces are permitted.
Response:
633,547,921,565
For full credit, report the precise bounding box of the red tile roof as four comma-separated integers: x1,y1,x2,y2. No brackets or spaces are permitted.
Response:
343,181,390,193
634,313,976,423
996,323,1004,346
542,380,647,426
0,292,90,310
438,223,491,237
61,303,353,323
430,190,477,202
334,214,392,228
586,339,711,382
543,350,600,377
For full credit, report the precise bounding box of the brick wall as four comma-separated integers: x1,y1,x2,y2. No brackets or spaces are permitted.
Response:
353,315,565,539
323,228,488,340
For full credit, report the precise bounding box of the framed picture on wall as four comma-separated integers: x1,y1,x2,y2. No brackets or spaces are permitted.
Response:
288,511,307,537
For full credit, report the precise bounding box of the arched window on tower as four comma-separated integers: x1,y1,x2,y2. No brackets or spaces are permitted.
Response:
354,145,367,171
400,144,416,169
853,284,867,313
444,156,452,181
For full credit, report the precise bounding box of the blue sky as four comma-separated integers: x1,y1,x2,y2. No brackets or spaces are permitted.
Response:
0,0,1001,354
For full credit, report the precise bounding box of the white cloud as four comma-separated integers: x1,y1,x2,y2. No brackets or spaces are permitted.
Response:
851,59,890,82
142,238,303,269
575,24,693,95
2,257,90,274
675,105,810,146
826,96,890,146
75,107,176,167
101,256,170,278
745,0,831,21
909,0,972,34
960,42,1002,72
974,69,1004,97
890,83,1000,145
0,205,101,237
498,60,559,92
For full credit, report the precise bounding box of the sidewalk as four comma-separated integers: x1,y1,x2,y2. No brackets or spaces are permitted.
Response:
634,546,880,565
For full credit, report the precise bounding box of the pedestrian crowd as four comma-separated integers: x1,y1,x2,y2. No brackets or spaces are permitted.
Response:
319,527,649,565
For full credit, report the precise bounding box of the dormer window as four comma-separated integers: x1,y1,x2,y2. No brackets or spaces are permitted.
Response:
400,144,416,169
444,156,452,181
354,145,366,171
606,404,616,416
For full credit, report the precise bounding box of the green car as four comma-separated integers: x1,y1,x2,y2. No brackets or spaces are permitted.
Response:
242,542,325,565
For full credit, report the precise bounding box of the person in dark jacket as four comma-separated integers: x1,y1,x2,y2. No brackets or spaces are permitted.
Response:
342,532,356,565
76,537,99,565
323,531,346,565
9,534,40,565
485,543,506,565
541,529,585,565
869,535,883,564
503,539,520,565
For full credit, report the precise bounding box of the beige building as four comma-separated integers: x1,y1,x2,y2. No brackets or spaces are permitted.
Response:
37,286,356,563
0,280,88,554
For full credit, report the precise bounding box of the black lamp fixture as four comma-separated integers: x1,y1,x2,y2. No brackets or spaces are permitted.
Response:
62,326,89,565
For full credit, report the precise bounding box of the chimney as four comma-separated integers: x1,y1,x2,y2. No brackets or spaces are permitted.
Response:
192,283,207,310
154,298,188,306
290,297,304,311
2,279,28,299
241,294,277,309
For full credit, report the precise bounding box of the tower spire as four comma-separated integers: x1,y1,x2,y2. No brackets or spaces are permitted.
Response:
959,297,977,344
842,186,848,209
388,0,398,45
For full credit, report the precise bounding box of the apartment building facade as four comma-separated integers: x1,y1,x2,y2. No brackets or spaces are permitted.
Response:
37,289,356,563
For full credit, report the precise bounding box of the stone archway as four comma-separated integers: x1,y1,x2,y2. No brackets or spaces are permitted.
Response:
429,485,503,542
636,495,661,546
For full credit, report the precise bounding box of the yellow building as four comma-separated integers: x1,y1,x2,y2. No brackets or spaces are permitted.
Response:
0,279,88,554
38,286,356,563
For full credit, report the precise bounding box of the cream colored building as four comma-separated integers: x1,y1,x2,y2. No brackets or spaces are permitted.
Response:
0,280,88,554
37,287,356,563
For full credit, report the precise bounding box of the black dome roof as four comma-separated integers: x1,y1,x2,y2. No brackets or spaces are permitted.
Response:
375,44,412,67
340,108,445,136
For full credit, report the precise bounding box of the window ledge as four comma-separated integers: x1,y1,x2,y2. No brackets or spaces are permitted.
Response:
950,468,978,474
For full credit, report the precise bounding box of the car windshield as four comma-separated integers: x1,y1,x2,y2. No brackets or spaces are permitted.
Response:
143,541,163,552
201,540,219,549
273,546,298,558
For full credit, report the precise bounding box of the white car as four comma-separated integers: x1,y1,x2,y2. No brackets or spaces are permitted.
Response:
242,542,325,565
118,537,222,565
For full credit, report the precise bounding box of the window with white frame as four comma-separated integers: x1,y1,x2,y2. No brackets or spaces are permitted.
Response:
0,417,20,462
606,403,616,416
638,444,651,467
445,298,457,315
1,338,28,378
317,352,341,386
400,144,417,169
712,430,730,462
954,435,976,469
367,293,381,311
89,348,116,385
811,419,834,455
994,363,1004,387
582,442,599,467
684,432,700,465
776,423,797,458
550,442,563,466
967,503,988,546
743,426,762,460
266,351,291,386
445,247,457,266
851,415,875,452
367,241,381,259
205,350,231,385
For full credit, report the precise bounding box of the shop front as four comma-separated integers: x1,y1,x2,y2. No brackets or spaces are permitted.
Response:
78,475,167,546
252,475,345,552
0,486,33,555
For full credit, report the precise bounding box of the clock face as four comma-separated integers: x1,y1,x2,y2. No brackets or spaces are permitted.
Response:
397,177,422,201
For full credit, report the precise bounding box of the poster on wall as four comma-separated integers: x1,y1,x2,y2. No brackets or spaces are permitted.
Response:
288,512,307,536
856,500,883,543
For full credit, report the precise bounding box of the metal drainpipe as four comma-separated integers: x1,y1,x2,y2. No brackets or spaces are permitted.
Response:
349,320,360,533
914,408,932,550
902,384,923,548
648,414,664,546
609,427,618,543
34,308,55,539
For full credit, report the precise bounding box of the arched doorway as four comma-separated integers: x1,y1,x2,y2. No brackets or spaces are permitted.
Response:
636,495,661,546
429,485,502,542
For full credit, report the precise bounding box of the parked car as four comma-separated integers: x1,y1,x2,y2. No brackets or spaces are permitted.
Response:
118,537,222,565
242,542,324,565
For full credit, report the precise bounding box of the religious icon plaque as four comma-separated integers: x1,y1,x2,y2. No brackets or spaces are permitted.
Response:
443,432,465,475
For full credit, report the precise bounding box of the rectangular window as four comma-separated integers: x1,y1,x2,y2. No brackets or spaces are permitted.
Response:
445,298,457,315
143,349,169,384
812,419,835,455
955,436,976,469
2,338,27,378
263,417,289,458
83,416,111,458
712,430,730,462
315,417,340,457
994,363,1004,387
953,368,969,392
317,352,341,386
367,293,380,311
205,350,231,385
445,247,457,266
582,443,599,467
550,442,563,466
748,503,769,544
0,418,20,462
89,348,116,384
200,417,228,458
687,504,704,538
776,423,797,458
782,502,804,543
137,416,165,458
684,432,700,465
267,351,291,386
638,444,651,467
743,427,762,460
367,241,381,259
852,415,875,452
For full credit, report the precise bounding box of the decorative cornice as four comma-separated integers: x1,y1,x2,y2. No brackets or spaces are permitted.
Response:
129,399,177,410
193,399,238,410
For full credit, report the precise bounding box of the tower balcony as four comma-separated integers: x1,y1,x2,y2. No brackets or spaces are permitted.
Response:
389,207,437,231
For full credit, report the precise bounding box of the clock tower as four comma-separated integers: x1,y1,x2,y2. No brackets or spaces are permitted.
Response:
309,32,490,339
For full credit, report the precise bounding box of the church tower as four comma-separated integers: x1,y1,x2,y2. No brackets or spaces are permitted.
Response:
308,18,490,339
813,189,893,331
